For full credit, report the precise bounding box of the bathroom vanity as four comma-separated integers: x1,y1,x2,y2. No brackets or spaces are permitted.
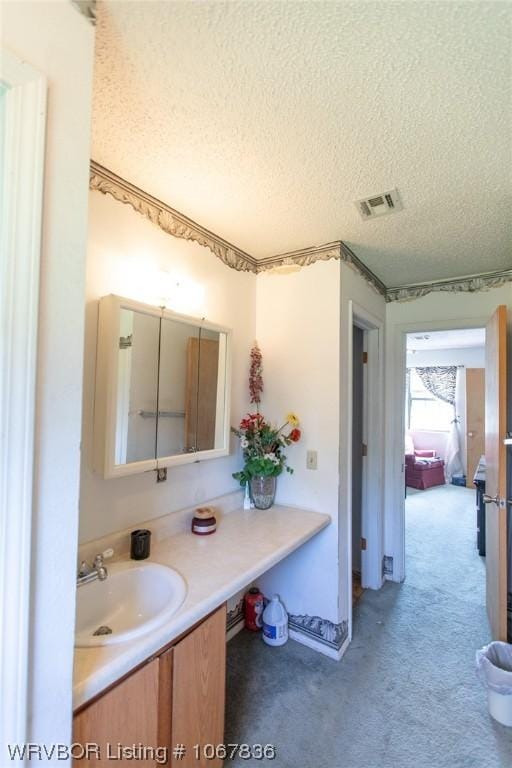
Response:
74,293,331,765
73,499,330,766
74,606,226,767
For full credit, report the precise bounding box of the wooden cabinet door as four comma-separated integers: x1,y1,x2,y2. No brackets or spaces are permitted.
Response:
73,659,160,766
158,647,174,761
171,605,226,767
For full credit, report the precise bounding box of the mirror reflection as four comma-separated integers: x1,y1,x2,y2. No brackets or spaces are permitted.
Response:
113,307,228,467
157,322,227,457
156,318,199,457
115,309,160,465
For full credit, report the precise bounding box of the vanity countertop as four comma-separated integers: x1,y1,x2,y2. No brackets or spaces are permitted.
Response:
73,504,330,709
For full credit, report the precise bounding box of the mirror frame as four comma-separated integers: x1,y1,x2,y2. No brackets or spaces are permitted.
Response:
93,294,232,479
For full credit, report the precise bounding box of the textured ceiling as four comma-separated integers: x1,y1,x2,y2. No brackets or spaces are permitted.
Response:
92,1,511,287
406,328,485,351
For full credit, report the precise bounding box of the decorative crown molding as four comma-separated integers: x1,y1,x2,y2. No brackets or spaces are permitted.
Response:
89,162,512,302
385,268,512,303
89,162,258,274
71,0,96,25
257,241,387,298
257,242,343,272
89,162,386,293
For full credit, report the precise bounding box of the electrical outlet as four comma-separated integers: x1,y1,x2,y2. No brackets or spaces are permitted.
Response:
306,450,318,470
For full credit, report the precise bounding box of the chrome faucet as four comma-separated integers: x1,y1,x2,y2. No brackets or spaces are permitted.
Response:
77,549,113,587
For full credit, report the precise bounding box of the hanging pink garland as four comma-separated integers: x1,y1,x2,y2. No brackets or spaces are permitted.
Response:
249,342,263,408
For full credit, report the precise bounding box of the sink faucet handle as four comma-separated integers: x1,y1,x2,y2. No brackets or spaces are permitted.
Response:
93,548,114,568
92,550,110,582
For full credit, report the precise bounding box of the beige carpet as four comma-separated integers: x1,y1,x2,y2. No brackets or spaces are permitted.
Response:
226,484,512,767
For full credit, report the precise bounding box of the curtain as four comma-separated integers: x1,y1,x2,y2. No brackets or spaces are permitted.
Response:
454,368,467,475
414,365,463,480
416,366,457,405
445,368,464,481
405,368,411,429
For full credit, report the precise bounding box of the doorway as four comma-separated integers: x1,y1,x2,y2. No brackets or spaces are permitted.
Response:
352,325,365,604
403,328,486,592
343,301,384,646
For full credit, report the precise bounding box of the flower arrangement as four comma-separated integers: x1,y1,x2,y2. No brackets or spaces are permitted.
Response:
232,412,301,486
232,343,301,508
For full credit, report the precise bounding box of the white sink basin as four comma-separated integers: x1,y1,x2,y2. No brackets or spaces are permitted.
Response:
75,561,187,647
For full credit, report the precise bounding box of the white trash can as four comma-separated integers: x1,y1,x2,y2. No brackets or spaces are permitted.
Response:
476,641,512,726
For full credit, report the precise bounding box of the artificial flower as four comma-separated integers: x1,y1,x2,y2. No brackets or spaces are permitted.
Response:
231,411,301,486
240,412,264,431
231,346,302,486
249,343,263,405
289,428,301,442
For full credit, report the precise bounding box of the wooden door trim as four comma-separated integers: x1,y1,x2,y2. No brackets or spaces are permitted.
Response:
0,50,47,749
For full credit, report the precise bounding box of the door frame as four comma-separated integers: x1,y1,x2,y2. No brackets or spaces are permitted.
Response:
341,300,384,643
388,315,490,583
0,51,47,750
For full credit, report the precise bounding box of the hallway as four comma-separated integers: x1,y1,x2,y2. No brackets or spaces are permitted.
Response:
226,485,512,767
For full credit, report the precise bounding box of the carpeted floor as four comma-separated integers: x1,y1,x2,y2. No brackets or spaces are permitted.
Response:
226,484,512,767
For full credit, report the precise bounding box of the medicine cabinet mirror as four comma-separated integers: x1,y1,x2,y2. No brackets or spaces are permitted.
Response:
93,295,231,478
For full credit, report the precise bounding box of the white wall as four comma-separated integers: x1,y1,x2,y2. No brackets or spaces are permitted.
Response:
254,261,341,624
406,345,485,368
80,191,256,542
254,260,386,644
2,0,94,751
409,430,448,460
385,284,512,581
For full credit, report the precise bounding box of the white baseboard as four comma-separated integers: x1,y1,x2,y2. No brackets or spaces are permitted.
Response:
226,621,351,660
289,628,349,661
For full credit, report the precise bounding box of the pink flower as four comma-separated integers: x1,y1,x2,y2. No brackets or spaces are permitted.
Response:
239,413,264,431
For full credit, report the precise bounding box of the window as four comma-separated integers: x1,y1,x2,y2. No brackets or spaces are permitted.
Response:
406,369,453,432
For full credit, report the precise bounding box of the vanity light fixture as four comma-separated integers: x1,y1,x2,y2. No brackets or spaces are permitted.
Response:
157,270,205,314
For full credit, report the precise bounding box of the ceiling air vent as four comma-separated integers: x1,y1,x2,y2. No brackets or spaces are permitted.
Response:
355,188,403,220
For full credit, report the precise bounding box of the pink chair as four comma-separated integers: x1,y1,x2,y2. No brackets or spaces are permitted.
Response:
405,433,446,490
